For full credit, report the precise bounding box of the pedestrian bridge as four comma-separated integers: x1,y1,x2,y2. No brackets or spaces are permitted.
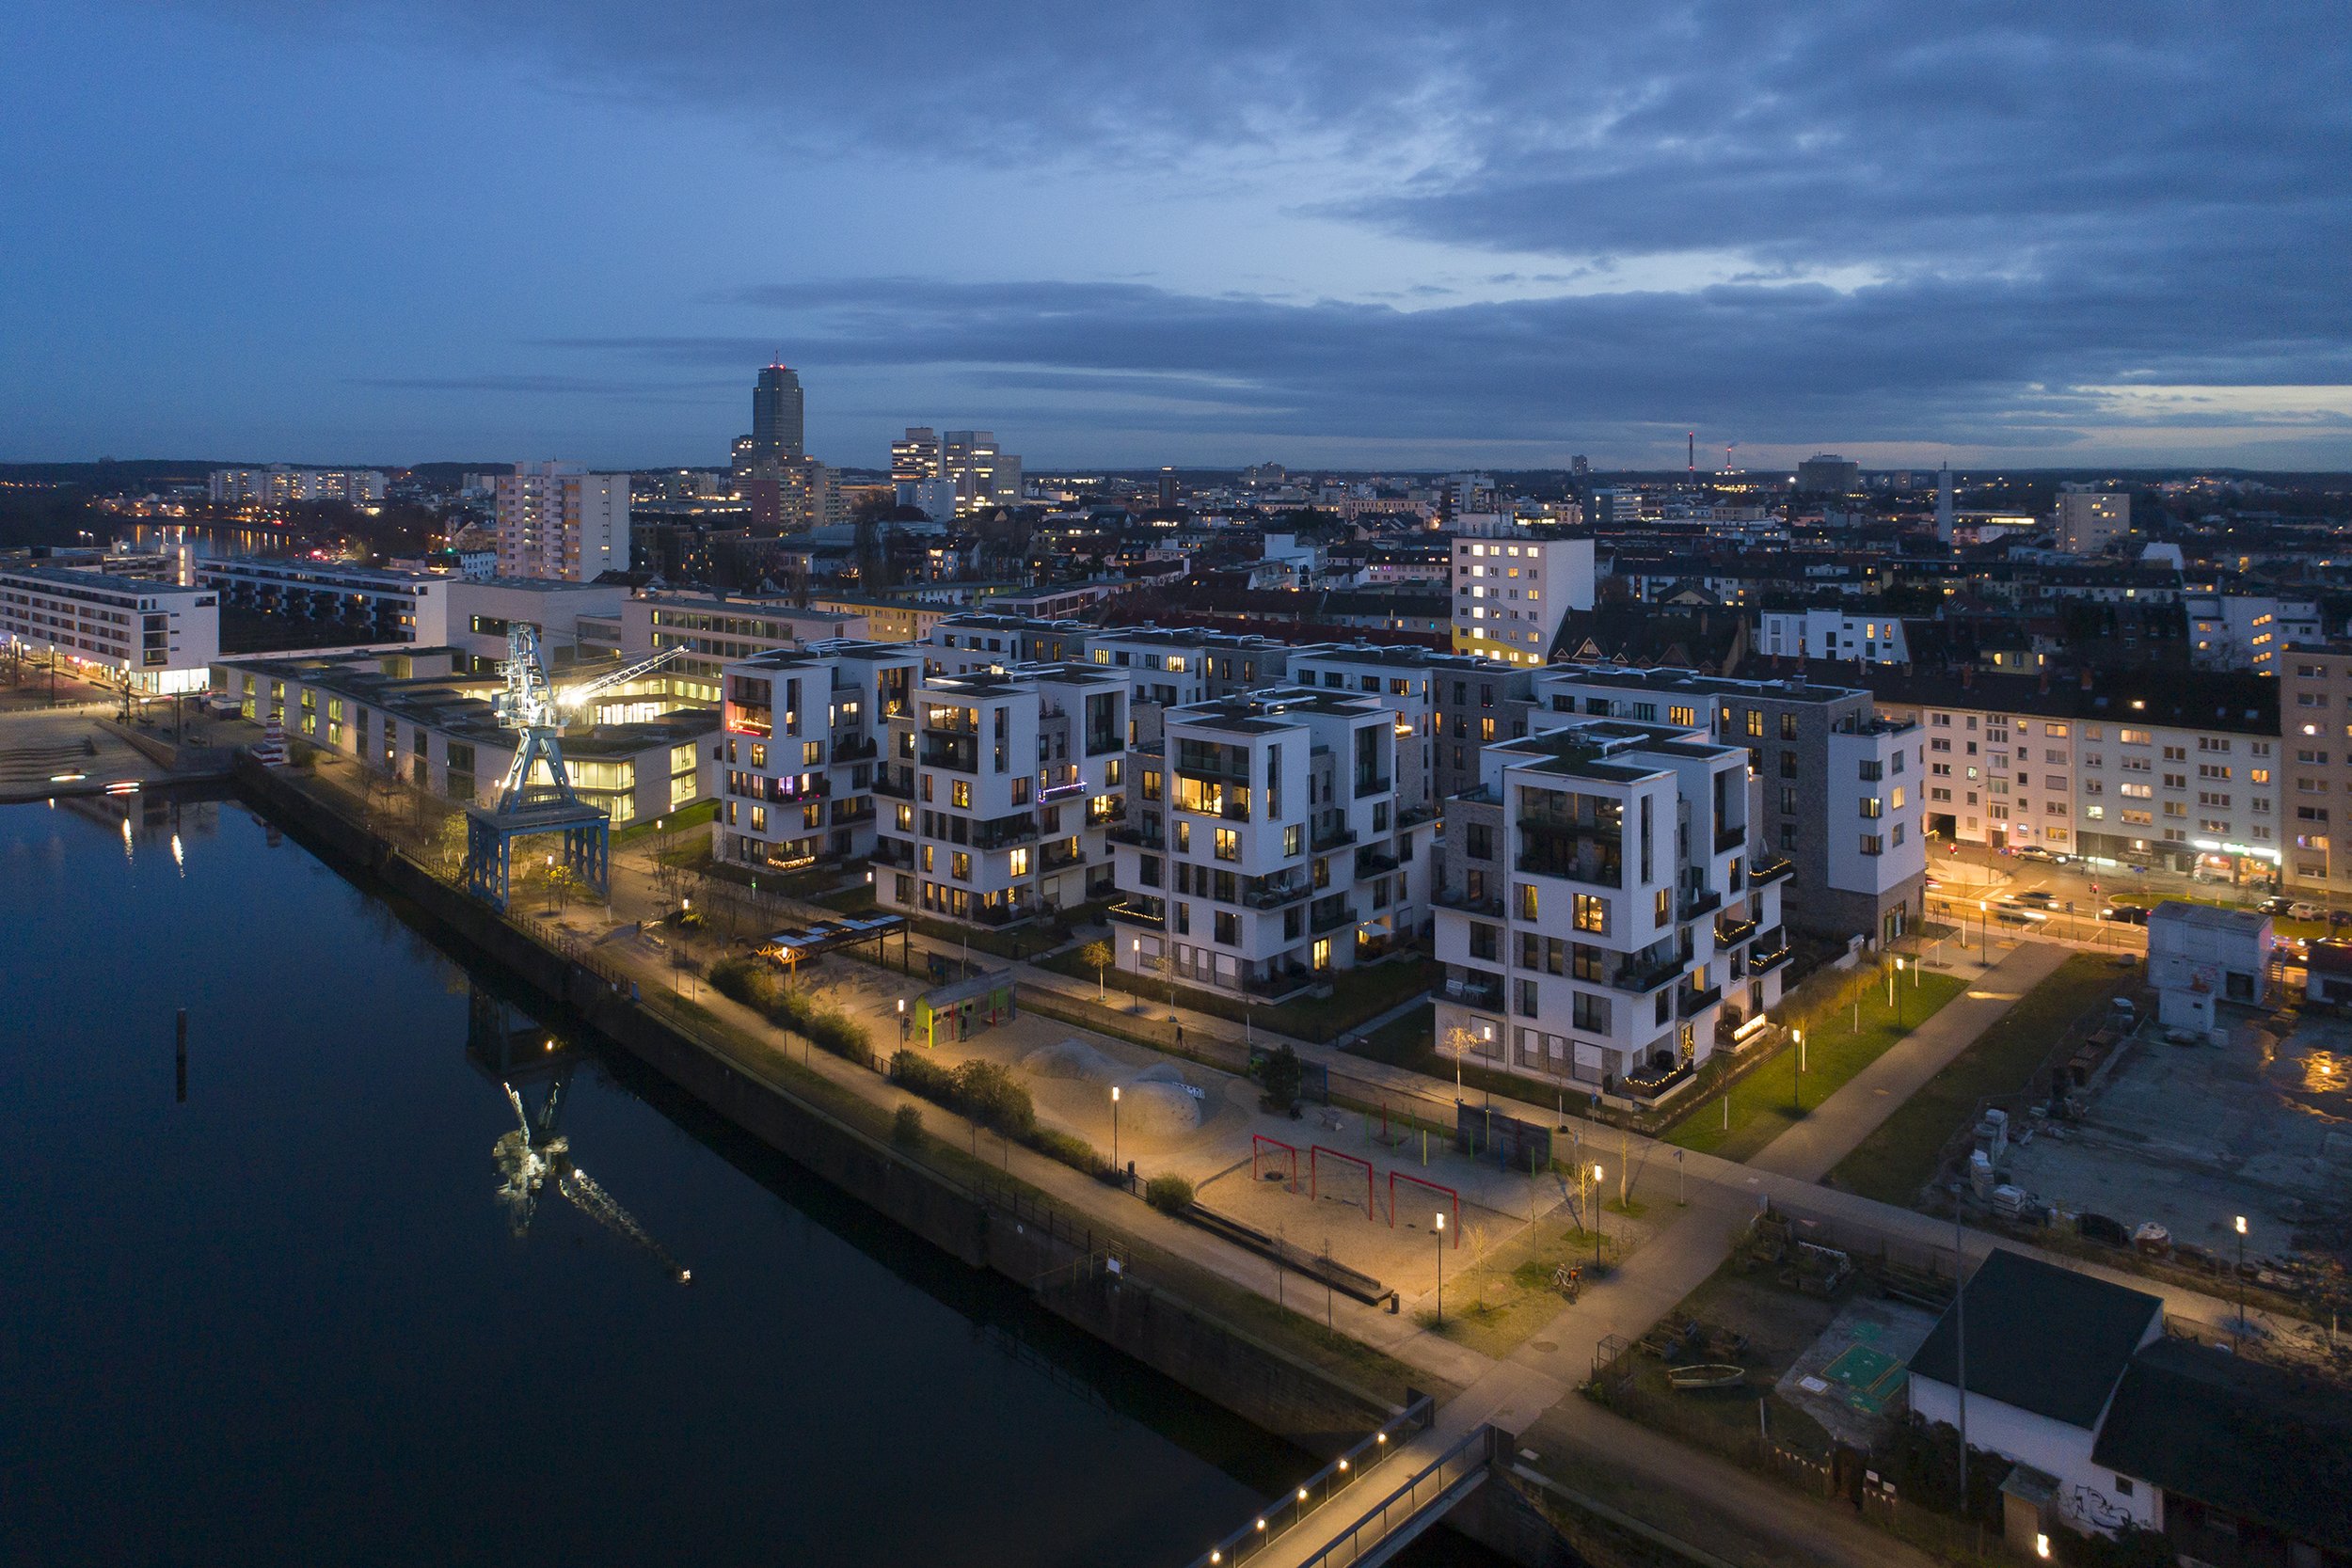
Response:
1181,1398,1507,1568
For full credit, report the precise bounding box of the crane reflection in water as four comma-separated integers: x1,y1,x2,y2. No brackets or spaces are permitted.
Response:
469,988,691,1285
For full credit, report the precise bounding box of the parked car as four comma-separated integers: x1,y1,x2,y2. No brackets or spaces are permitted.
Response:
2015,846,2057,863
2290,902,2327,922
2259,896,2296,917
2099,905,2151,926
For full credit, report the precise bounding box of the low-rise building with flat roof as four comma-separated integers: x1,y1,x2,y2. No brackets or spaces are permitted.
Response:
0,564,219,696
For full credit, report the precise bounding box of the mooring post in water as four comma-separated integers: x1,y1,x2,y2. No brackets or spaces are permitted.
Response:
175,1007,188,1103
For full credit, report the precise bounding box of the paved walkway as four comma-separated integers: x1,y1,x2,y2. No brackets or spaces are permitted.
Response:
1748,941,2071,1182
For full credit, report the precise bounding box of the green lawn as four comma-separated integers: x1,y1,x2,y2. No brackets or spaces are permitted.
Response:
1828,953,2128,1204
1665,971,1969,1161
1039,948,1436,1043
1350,1002,1562,1108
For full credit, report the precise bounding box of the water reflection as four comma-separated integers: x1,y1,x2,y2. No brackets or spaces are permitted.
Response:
469,991,691,1284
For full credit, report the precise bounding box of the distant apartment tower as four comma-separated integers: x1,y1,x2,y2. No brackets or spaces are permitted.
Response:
1449,518,1596,665
1157,467,1180,510
750,363,804,463
2055,491,2132,555
495,462,630,582
1795,454,1861,494
209,466,388,506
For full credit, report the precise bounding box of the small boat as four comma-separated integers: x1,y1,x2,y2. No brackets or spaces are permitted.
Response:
1666,1363,1747,1391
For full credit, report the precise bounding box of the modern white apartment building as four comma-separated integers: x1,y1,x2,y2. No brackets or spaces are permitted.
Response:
2183,593,2321,673
1430,719,1781,1106
713,641,920,870
1449,519,1596,665
2279,647,2352,895
1080,626,1292,711
1283,642,1442,826
495,462,630,582
0,565,219,695
873,662,1128,928
1108,687,1426,999
1758,606,1914,667
1870,670,2280,884
196,556,451,646
927,614,1095,677
208,467,388,506
1532,665,1927,945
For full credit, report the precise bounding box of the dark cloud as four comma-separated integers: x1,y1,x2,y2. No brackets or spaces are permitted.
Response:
159,1,2352,460
550,260,2352,455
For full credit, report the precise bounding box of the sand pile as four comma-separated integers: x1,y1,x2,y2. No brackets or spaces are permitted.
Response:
1021,1038,1120,1084
1118,1081,1203,1135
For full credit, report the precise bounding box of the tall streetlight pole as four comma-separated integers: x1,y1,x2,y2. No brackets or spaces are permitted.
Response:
1792,1026,1804,1114
2233,1214,2249,1352
1592,1164,1605,1264
1433,1212,1445,1324
1111,1085,1121,1175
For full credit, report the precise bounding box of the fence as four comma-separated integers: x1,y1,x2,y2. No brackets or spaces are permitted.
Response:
1179,1395,1438,1568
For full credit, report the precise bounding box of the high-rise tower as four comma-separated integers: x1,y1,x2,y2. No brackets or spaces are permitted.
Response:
752,363,804,463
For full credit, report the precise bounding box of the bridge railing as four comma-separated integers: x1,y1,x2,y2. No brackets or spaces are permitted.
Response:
1182,1395,1436,1568
1287,1424,1496,1568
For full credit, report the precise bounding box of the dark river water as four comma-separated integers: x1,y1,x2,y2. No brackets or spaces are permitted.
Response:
0,791,1512,1567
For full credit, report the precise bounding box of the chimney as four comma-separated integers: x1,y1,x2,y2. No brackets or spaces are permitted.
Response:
2039,668,2051,695
2079,668,2094,691
1962,663,1975,689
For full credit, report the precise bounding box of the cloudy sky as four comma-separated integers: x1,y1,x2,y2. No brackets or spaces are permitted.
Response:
5,1,2347,470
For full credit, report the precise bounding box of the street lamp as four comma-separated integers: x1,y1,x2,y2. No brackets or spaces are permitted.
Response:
1433,1212,1445,1324
1111,1085,1121,1173
1591,1164,1605,1263
1895,957,1906,1028
1979,899,1989,960
2233,1214,2249,1351
1792,1026,1804,1113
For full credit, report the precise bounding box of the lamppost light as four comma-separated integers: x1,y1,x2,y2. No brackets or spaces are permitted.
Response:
2235,1214,2248,1235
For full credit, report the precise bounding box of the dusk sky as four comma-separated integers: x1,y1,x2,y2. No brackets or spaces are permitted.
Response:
6,1,2348,472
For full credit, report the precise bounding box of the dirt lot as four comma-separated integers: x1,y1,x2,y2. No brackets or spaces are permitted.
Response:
2001,1006,2352,1281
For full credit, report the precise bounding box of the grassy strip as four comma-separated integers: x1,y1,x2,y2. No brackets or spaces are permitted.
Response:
1827,952,2127,1204
1350,1002,1559,1108
1037,946,1438,1044
1666,971,1970,1160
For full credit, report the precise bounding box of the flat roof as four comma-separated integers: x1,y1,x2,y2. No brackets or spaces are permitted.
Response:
0,564,213,596
2149,900,2270,936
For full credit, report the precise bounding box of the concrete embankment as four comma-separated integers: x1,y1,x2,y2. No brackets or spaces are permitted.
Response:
231,756,1404,1469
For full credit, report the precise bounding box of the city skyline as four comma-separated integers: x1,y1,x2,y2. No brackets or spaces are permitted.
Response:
4,3,2347,469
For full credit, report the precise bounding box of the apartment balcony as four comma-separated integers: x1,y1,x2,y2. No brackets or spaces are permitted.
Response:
1715,823,1747,855
1714,913,1758,947
1108,899,1165,929
1751,944,1792,974
1354,846,1400,878
1677,982,1724,1019
1105,823,1164,848
1040,778,1087,802
1750,855,1795,886
832,734,878,763
829,797,875,827
1444,970,1504,1008
1040,841,1085,871
1243,965,1318,1003
1353,772,1391,800
1242,878,1312,911
872,837,915,869
1086,796,1127,828
1620,1060,1693,1103
1396,801,1438,831
1677,886,1723,921
973,816,1041,851
1310,900,1359,935
1611,950,1688,995
872,772,914,800
1311,823,1359,852
1084,730,1120,757
919,739,977,772
1431,886,1503,918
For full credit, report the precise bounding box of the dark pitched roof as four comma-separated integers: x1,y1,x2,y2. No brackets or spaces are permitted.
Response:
1908,1249,2161,1429
2090,1338,2352,1552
